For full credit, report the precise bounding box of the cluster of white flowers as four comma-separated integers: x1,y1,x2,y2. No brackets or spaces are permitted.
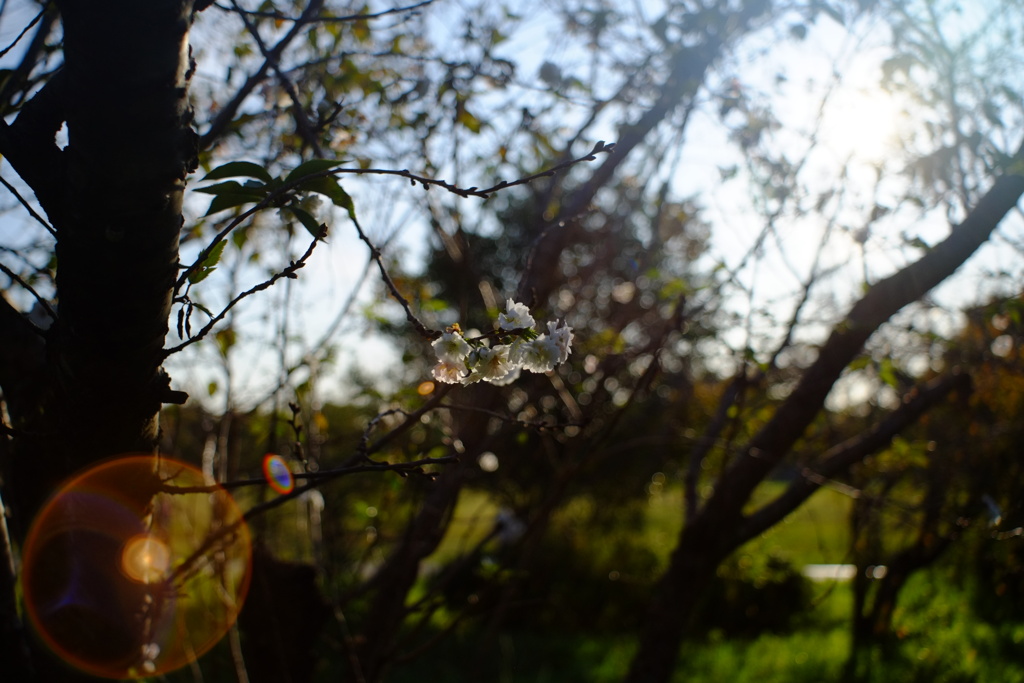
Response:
431,300,573,385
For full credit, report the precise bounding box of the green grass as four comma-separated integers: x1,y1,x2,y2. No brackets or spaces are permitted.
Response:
625,479,854,567
104,477,1024,683
382,570,1024,683
392,484,1024,683
434,481,854,572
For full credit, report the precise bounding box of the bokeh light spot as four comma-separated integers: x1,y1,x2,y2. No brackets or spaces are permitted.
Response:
21,455,251,679
478,452,499,472
262,453,294,495
121,535,170,584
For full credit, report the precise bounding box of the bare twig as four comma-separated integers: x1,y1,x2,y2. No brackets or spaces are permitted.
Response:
164,232,324,356
201,0,325,148
360,385,453,456
436,401,584,432
229,0,324,155
161,453,459,496
0,6,44,60
0,173,54,236
0,261,55,325
350,212,438,340
337,140,616,199
215,0,436,23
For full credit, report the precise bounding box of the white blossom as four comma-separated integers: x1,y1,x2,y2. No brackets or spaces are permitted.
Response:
464,345,514,384
488,365,521,386
546,320,574,363
298,194,323,216
498,299,535,331
431,331,471,364
520,336,561,373
432,359,468,384
429,305,575,387
508,337,529,366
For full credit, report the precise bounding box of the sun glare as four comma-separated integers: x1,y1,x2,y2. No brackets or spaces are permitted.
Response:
121,534,171,584
819,76,907,165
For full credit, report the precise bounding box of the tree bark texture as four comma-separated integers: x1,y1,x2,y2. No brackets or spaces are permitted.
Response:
0,2,200,680
2,0,198,534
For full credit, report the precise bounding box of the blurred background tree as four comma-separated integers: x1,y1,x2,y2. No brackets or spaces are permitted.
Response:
1,1,1024,682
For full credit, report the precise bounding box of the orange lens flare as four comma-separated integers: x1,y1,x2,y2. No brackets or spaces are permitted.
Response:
262,453,295,495
121,534,171,584
21,456,252,679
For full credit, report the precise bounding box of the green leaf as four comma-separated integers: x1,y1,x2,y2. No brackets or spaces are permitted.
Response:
879,358,898,389
188,239,226,283
286,206,326,239
353,18,371,42
193,180,260,196
215,328,236,358
456,106,483,134
188,266,215,284
297,175,356,219
848,356,871,372
203,192,264,216
285,159,345,183
195,180,269,217
202,161,273,183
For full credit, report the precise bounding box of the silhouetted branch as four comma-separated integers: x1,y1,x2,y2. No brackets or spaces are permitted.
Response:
229,0,324,155
201,0,325,148
165,232,324,356
350,213,438,340
736,369,973,546
0,263,54,326
336,140,616,199
215,0,436,23
0,173,54,237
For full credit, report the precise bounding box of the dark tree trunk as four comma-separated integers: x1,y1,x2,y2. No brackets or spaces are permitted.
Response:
0,2,200,680
625,516,730,683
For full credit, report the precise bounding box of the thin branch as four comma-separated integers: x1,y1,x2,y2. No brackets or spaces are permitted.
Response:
735,370,972,546
214,0,436,23
0,486,32,682
180,141,612,291
0,3,57,114
685,372,746,520
437,401,583,432
0,172,55,236
229,0,323,155
201,0,325,149
164,232,324,356
155,451,458,591
0,6,45,60
350,212,438,340
362,385,453,456
176,172,318,290
161,453,459,495
337,140,616,200
0,261,55,324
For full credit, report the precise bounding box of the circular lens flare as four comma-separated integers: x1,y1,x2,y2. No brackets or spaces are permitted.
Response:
21,456,252,679
262,454,294,495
